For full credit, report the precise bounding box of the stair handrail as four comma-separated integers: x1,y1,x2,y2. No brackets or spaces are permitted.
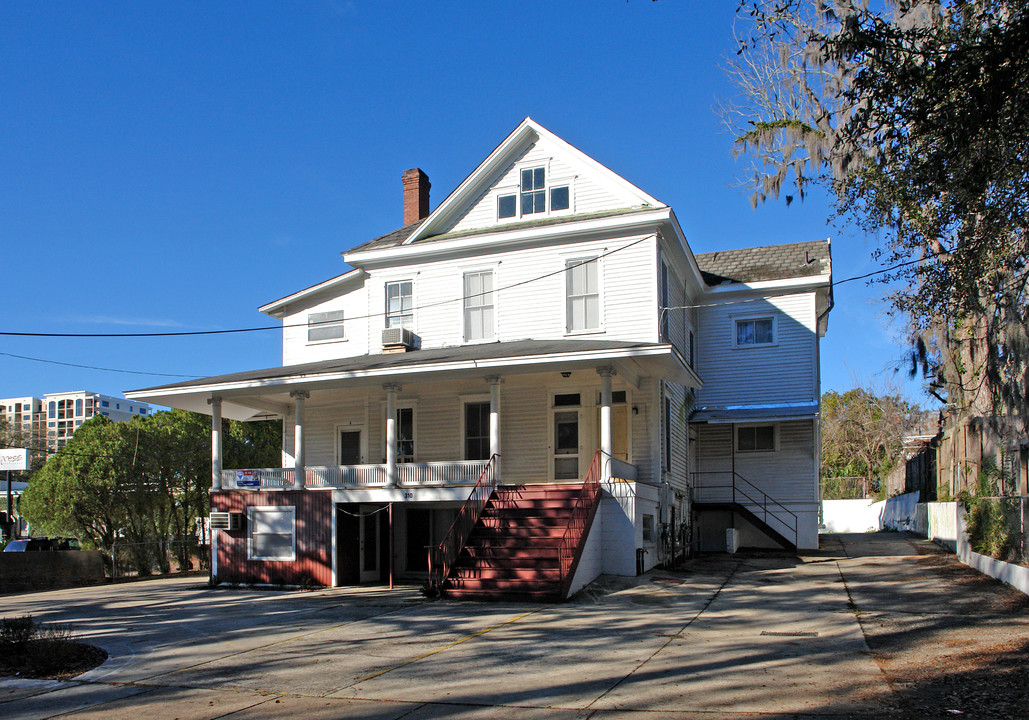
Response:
557,450,602,589
692,470,799,548
427,453,498,592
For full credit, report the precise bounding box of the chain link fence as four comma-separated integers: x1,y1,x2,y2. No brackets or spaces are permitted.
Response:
107,540,208,580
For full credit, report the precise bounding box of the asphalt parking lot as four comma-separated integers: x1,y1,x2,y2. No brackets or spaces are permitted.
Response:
2,533,1027,719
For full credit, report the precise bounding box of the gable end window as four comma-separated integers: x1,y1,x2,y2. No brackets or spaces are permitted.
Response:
308,310,344,342
734,316,776,347
521,167,546,215
736,425,776,452
498,166,571,220
566,257,600,332
386,281,414,329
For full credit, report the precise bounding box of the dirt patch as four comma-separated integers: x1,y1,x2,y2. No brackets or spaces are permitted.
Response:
839,534,1029,719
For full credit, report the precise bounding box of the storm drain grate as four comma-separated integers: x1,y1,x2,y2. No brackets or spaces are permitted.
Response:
760,631,819,637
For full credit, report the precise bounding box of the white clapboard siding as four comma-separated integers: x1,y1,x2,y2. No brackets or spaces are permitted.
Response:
281,280,370,366
449,138,638,236
697,291,818,406
694,420,818,506
360,234,658,353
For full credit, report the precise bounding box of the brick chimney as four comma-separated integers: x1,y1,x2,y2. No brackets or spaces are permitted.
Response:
402,168,431,226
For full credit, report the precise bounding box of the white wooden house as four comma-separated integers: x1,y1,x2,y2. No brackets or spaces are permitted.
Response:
127,118,832,598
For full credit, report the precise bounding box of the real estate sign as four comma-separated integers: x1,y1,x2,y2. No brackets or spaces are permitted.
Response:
0,449,29,471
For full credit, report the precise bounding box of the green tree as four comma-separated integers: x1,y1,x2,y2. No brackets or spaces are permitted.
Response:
21,411,280,575
724,0,1029,431
821,387,920,495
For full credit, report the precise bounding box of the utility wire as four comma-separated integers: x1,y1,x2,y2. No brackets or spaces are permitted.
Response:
0,236,653,339
0,351,202,378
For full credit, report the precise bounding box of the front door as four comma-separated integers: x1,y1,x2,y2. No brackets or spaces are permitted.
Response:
554,409,581,480
340,429,361,465
359,505,380,583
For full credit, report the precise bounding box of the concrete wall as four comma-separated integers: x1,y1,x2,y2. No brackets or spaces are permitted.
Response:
0,551,105,594
821,492,922,534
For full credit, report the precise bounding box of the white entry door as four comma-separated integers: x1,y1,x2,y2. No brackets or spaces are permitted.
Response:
359,505,380,583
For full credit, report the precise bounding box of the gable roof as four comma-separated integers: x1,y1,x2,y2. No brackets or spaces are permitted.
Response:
401,117,665,246
694,240,831,286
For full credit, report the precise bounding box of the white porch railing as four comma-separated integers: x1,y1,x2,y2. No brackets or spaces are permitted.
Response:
221,460,489,491
221,468,295,490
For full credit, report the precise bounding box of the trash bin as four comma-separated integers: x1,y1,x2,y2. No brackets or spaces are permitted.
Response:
636,547,648,575
726,528,739,554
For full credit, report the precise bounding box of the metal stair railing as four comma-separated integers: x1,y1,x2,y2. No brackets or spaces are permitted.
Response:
557,450,602,593
427,454,498,593
692,471,798,548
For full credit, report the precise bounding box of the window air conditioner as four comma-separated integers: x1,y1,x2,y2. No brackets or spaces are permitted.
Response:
381,327,416,349
210,512,243,531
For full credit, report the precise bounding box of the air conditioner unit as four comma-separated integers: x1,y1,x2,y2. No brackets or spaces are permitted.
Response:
210,512,243,531
381,327,416,349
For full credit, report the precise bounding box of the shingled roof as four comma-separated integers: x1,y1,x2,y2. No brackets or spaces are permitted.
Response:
694,240,830,286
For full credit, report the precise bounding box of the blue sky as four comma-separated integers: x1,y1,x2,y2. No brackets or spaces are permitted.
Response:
1,1,925,406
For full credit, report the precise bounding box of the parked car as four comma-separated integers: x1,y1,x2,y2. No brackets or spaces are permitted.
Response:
4,538,55,552
3,537,81,552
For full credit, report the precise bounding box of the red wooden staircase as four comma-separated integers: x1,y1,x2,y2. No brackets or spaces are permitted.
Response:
434,452,602,602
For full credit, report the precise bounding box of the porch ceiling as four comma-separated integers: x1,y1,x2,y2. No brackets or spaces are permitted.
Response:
126,339,700,421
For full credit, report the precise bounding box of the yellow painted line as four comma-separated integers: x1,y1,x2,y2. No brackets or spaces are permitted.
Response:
357,608,545,683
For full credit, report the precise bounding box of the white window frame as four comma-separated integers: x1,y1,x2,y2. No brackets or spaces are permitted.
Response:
732,313,778,348
307,309,345,344
565,256,603,334
462,268,496,343
247,506,296,561
385,280,415,330
382,401,417,463
494,160,574,222
735,424,778,453
461,395,492,461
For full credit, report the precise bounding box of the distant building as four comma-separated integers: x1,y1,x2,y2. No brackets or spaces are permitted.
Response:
0,396,46,445
40,391,152,452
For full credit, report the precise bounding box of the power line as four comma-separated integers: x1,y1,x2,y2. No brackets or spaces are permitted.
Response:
0,351,202,378
0,236,653,339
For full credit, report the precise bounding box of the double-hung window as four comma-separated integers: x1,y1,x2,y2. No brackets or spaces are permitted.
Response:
308,310,344,342
463,270,494,341
248,506,296,561
464,401,490,461
396,407,415,462
386,281,413,329
566,257,600,332
734,316,775,347
521,167,546,215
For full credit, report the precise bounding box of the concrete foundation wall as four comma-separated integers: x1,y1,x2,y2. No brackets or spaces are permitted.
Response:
0,550,105,594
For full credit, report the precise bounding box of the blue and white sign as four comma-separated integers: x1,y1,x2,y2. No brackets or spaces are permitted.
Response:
236,470,260,488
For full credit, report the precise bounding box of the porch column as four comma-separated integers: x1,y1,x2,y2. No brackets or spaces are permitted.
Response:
291,391,309,490
597,366,615,482
208,396,222,491
486,376,504,480
384,383,401,488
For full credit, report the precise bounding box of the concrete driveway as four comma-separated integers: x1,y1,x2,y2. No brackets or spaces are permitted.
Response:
2,533,1026,719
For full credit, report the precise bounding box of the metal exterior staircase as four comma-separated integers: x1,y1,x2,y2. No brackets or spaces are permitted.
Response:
691,471,798,551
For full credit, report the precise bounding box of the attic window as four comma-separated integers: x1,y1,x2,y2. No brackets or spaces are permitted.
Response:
498,194,516,219
521,167,546,214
